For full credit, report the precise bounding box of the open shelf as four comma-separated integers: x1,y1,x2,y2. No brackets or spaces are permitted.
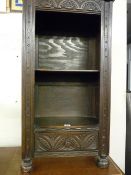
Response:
35,11,100,71
35,81,99,128
34,9,101,156
35,116,99,131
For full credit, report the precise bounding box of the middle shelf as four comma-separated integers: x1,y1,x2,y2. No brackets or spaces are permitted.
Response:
35,69,100,83
35,68,100,131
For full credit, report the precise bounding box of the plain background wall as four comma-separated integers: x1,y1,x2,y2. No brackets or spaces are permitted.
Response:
110,0,126,172
0,0,126,172
0,13,22,146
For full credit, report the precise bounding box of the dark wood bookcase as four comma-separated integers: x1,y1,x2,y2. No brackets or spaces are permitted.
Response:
22,0,114,172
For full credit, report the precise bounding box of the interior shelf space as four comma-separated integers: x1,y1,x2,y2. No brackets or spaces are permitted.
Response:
35,81,99,128
35,11,100,71
34,10,100,143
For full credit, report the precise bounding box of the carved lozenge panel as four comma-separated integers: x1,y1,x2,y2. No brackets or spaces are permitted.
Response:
35,130,98,153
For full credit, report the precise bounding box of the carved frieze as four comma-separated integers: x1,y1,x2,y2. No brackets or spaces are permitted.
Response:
35,131,98,152
35,0,103,12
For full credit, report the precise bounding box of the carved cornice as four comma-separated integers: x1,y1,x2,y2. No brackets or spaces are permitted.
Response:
35,0,103,12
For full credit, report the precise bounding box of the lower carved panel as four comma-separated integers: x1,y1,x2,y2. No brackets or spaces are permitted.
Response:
35,130,98,154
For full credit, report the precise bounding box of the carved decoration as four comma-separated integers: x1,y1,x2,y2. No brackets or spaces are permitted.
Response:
35,131,98,152
22,0,35,162
81,1,101,11
103,2,110,155
35,0,102,12
58,0,79,9
101,3,109,155
22,0,114,170
24,1,32,157
99,2,110,156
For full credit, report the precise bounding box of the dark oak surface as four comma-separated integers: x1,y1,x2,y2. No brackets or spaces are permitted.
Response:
0,147,123,175
35,116,98,128
22,0,114,171
35,11,100,71
36,35,99,70
35,84,99,119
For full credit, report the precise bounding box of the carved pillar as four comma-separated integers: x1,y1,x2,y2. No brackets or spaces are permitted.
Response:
97,1,113,168
22,0,35,172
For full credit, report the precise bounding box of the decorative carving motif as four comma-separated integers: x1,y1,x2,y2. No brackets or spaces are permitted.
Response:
101,3,110,155
58,0,79,9
22,0,35,165
81,1,101,11
24,1,33,157
35,0,102,12
35,131,98,152
99,2,110,156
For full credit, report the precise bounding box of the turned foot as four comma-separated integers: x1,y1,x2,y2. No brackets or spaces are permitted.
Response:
96,155,109,168
21,158,32,173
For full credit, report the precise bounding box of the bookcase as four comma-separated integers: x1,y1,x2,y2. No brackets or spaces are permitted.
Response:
22,0,114,172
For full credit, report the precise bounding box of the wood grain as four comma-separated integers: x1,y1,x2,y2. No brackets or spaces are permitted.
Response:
35,130,98,153
36,36,99,70
35,83,99,118
0,147,123,175
22,0,114,170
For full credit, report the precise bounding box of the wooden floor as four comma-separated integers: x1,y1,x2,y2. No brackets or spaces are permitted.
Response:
0,147,123,175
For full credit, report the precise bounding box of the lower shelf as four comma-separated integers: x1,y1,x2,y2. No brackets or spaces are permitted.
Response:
34,116,99,157
35,116,99,129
